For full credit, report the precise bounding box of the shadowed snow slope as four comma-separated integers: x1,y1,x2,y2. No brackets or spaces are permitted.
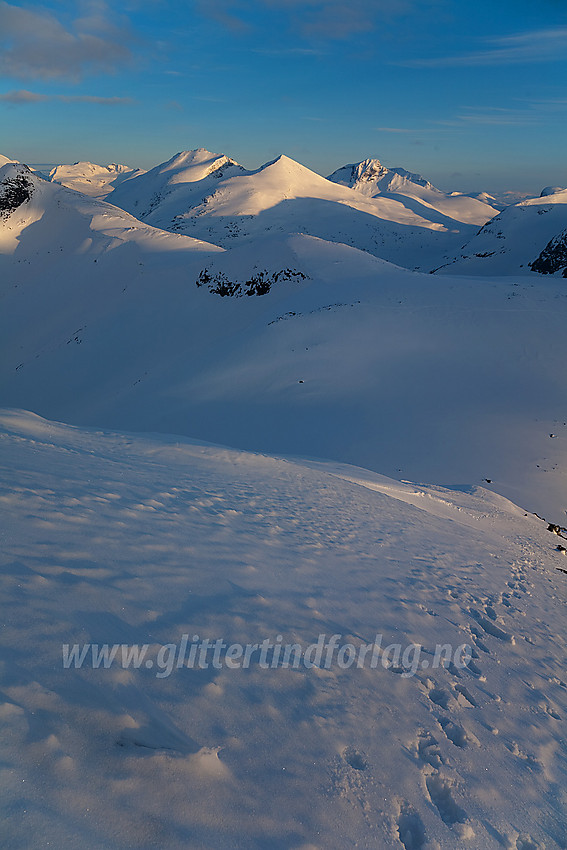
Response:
0,409,566,849
434,189,567,275
109,149,496,270
48,161,146,199
1,188,567,519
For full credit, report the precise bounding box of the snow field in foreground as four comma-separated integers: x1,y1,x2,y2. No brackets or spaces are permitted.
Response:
1,410,566,849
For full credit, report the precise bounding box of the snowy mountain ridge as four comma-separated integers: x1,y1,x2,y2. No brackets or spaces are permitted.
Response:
108,148,498,269
48,160,146,199
0,161,221,257
435,187,567,276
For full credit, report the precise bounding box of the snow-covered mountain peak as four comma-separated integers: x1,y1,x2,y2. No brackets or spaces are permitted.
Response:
0,162,36,220
1,160,31,177
48,161,146,199
540,185,566,197
156,149,245,184
0,154,18,168
49,161,131,180
327,157,497,225
358,159,388,183
254,153,314,174
0,161,36,197
328,158,436,197
519,188,567,207
388,165,433,189
327,158,389,189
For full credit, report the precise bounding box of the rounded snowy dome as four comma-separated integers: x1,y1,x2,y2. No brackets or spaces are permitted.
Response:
540,186,565,197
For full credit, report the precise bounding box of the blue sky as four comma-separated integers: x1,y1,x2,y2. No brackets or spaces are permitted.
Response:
1,0,566,193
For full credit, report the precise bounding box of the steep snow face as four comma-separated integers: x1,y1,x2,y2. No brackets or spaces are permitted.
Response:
2,220,567,519
1,409,567,850
109,150,490,271
434,189,567,275
48,161,146,199
328,158,499,226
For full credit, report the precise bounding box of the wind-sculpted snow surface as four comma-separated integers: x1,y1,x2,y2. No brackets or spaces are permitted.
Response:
1,410,566,849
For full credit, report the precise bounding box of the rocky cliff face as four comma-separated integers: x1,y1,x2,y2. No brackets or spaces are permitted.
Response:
0,164,34,218
530,228,567,276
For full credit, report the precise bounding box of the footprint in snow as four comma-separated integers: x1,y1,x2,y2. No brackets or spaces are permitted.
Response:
396,801,426,850
414,730,444,768
424,773,474,838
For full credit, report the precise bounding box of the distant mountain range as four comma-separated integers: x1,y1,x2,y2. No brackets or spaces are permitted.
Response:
49,148,567,276
104,148,499,270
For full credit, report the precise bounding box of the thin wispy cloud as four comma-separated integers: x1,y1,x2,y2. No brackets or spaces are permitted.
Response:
198,0,424,40
521,97,567,111
253,47,325,56
0,89,47,103
456,106,537,126
0,89,134,105
403,26,567,67
433,102,560,128
59,95,133,104
0,1,133,80
375,126,443,134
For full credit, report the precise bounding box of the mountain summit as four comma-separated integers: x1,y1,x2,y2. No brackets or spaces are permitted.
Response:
48,161,145,199
328,157,498,225
328,158,434,195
